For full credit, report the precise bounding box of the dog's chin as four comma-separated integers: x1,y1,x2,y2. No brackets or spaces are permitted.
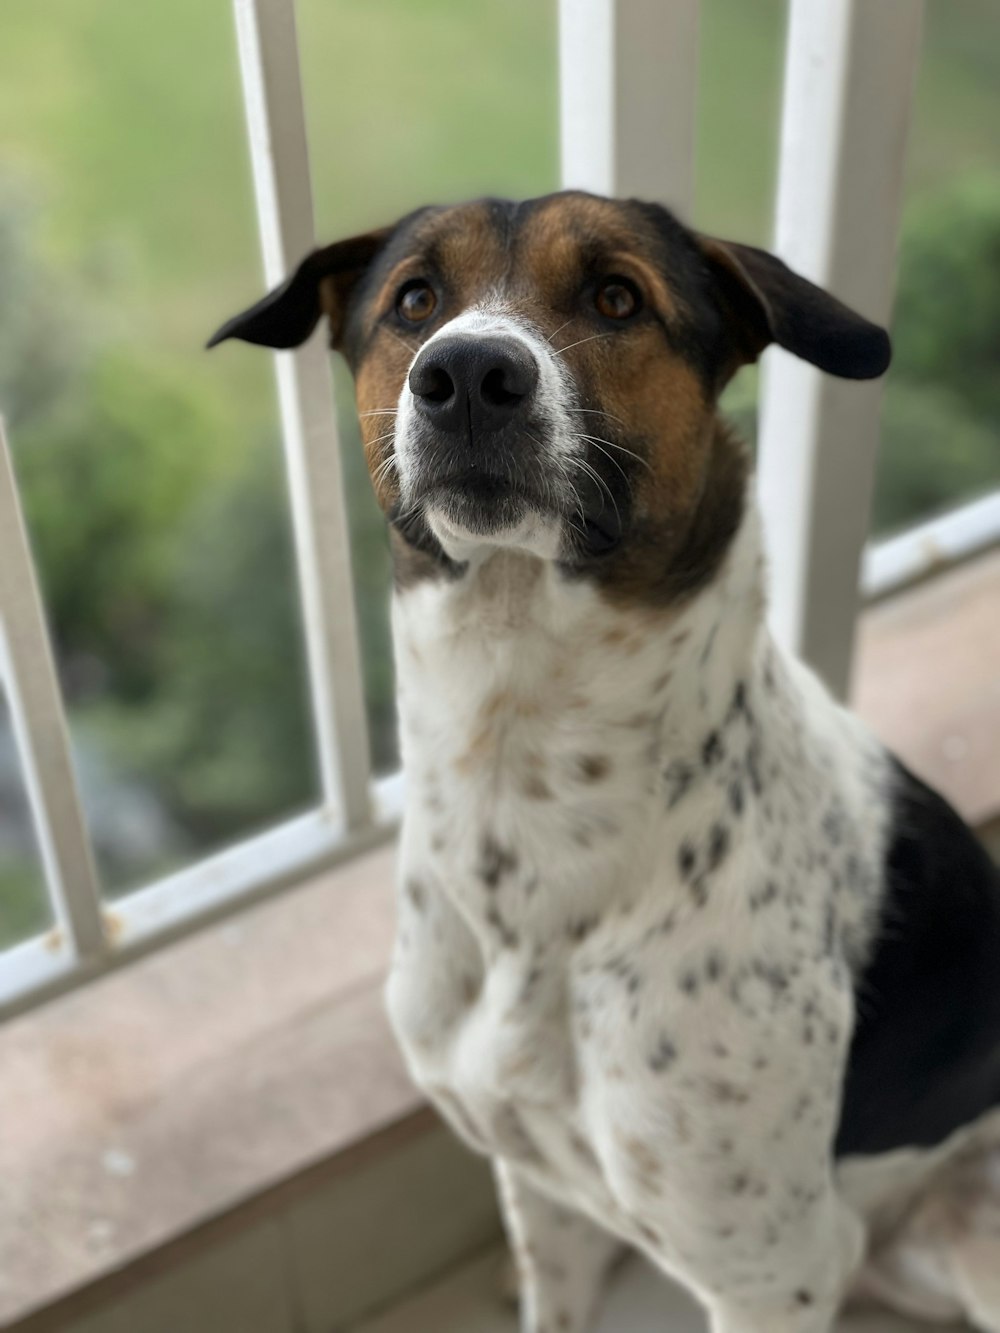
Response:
420,479,563,563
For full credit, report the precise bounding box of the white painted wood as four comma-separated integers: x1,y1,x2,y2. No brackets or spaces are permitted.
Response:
0,419,106,966
863,489,1000,601
756,0,925,697
233,0,373,830
0,935,77,1014
559,0,701,217
0,797,400,1020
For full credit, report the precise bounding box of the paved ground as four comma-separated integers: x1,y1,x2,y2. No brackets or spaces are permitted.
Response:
356,1248,951,1333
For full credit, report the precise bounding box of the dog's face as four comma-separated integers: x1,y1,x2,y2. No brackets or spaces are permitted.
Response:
211,192,889,604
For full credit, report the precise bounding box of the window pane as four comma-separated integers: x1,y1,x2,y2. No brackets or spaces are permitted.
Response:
874,0,1000,534
1,0,318,896
0,688,51,948
698,0,1000,531
299,0,559,774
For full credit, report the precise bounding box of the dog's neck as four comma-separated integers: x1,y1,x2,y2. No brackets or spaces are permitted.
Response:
394,482,766,743
392,477,772,913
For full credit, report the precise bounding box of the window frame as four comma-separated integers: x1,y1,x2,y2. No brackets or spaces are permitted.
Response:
5,0,996,1021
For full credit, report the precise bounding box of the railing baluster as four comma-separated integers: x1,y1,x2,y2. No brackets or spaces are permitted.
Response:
559,0,701,218
756,0,924,696
0,419,106,964
232,0,373,831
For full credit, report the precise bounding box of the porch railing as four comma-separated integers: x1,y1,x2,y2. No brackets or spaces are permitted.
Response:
4,0,994,1019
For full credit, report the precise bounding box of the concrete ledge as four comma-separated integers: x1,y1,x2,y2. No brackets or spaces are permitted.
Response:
854,546,1000,827
0,845,474,1328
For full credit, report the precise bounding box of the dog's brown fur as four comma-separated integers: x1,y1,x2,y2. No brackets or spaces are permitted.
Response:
209,190,888,610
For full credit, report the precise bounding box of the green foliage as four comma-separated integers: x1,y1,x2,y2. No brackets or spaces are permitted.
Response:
873,177,1000,532
0,186,88,429
892,176,1000,417
15,349,229,700
82,437,316,870
876,380,999,532
0,861,50,949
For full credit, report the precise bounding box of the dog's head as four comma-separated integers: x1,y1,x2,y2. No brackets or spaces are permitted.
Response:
210,192,889,602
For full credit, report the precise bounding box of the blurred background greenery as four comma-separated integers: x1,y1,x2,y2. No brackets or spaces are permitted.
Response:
0,0,998,944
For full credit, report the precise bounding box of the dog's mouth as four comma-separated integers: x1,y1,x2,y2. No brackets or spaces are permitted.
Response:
407,461,627,560
394,406,632,561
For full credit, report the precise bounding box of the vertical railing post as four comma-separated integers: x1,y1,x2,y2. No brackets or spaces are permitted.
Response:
756,0,924,696
0,419,106,963
559,0,701,218
232,0,373,830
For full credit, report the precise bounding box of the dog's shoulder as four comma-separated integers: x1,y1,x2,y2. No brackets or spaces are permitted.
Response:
837,756,1000,1157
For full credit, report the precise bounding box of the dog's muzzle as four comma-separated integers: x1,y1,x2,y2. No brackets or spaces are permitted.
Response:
401,330,559,543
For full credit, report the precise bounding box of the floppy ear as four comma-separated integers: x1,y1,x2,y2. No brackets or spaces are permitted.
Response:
697,236,891,381
207,228,392,351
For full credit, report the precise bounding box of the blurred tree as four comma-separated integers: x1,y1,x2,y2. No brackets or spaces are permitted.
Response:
874,175,1000,531
891,176,1000,418
88,436,316,850
0,187,88,431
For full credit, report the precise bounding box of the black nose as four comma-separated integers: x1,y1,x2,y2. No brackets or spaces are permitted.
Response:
408,334,539,435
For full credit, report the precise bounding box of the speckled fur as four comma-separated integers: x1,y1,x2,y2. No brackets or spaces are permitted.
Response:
387,498,901,1331
211,192,1000,1332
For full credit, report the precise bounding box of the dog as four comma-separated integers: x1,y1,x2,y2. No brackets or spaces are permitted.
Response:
211,192,1000,1333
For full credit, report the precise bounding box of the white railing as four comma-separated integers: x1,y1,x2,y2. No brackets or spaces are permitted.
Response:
1,0,994,1018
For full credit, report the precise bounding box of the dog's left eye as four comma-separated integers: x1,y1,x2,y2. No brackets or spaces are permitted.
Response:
595,278,641,320
397,281,438,324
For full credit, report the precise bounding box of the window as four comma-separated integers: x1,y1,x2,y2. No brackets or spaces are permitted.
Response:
0,687,50,949
1,0,996,1016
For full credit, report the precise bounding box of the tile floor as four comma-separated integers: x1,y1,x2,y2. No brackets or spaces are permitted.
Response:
356,1248,955,1333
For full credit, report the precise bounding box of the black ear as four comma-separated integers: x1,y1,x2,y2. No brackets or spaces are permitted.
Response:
698,236,891,381
207,228,392,351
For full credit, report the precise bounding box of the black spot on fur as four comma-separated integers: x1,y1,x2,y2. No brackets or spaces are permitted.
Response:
707,822,730,871
479,833,518,889
485,905,520,949
678,842,697,879
405,878,426,911
649,1035,678,1073
705,950,726,983
702,730,724,767
567,915,600,943
665,760,695,809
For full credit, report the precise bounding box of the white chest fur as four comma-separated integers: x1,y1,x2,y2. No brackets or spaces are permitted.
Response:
385,511,892,1264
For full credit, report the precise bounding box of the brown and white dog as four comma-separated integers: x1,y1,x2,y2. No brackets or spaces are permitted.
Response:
211,193,1000,1333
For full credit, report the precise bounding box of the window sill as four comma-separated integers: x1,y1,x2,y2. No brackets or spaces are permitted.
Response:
0,844,504,1332
3,547,998,1331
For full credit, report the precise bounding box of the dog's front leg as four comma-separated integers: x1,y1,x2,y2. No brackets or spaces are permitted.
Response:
701,1191,865,1333
495,1159,625,1333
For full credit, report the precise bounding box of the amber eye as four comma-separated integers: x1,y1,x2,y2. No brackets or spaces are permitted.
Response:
595,278,640,320
397,281,437,324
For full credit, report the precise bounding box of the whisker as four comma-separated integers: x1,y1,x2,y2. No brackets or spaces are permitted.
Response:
572,431,650,472
574,456,621,528
385,329,417,356
546,318,574,345
577,437,630,486
553,332,615,357
358,408,399,419
568,407,626,427
367,430,398,449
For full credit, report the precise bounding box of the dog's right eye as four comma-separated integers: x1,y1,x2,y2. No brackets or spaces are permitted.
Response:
396,281,437,324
